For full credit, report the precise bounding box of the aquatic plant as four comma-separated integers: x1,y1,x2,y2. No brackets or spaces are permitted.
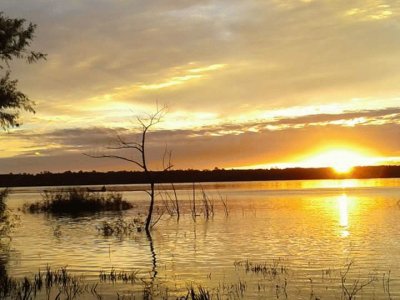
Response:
220,194,230,217
340,260,378,300
98,216,144,236
99,268,140,284
0,266,99,300
160,183,180,220
234,259,288,280
185,285,211,300
197,186,214,220
24,188,132,215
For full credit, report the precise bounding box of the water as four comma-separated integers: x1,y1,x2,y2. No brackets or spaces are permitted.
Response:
2,178,400,299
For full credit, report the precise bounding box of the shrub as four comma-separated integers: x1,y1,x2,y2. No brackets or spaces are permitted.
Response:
98,216,144,236
0,189,17,238
24,188,133,215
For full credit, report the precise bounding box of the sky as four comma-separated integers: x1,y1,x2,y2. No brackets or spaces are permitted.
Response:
1,0,399,173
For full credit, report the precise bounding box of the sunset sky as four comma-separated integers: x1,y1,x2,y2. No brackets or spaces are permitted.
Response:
1,0,399,173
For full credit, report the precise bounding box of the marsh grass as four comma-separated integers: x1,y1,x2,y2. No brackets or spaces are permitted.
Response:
160,183,181,220
382,271,393,300
200,189,214,220
234,259,288,280
24,188,132,215
220,194,230,217
184,285,211,300
0,266,99,300
0,261,393,299
99,268,140,284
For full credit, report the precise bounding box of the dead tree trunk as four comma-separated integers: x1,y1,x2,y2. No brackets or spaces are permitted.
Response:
84,106,171,233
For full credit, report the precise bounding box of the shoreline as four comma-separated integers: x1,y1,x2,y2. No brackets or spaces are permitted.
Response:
1,165,400,188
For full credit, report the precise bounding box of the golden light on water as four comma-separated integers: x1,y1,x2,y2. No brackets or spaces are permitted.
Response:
338,195,349,227
338,194,350,237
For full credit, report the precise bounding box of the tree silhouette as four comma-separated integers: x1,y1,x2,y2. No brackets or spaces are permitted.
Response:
0,11,46,130
1,12,45,290
85,105,172,233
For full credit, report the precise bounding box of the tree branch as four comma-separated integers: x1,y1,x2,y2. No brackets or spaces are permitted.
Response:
83,153,144,169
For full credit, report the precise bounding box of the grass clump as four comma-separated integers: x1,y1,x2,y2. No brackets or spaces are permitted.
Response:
99,268,139,284
98,216,145,236
24,188,133,215
1,266,99,299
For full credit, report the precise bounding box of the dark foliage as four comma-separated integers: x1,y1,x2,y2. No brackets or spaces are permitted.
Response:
1,165,399,188
0,71,34,129
0,11,46,130
24,189,132,215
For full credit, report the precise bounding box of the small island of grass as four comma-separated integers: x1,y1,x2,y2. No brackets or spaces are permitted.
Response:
24,188,133,215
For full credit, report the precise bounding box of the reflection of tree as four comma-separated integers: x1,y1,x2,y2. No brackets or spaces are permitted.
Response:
147,233,157,280
0,189,11,296
0,243,10,297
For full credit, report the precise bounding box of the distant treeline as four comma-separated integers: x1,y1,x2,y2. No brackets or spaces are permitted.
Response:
0,166,399,188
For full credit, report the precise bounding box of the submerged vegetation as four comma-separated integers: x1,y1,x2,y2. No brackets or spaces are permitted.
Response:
24,189,132,215
98,216,145,236
0,259,390,299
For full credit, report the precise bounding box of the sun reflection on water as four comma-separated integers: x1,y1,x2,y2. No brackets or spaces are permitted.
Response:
338,194,350,237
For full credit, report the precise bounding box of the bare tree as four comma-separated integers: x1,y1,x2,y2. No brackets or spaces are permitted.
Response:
85,105,172,233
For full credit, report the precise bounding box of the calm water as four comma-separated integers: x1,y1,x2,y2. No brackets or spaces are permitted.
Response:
2,178,400,299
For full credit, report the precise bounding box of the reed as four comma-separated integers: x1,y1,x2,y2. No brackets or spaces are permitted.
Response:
99,268,139,284
1,260,392,299
220,194,230,217
234,259,288,280
200,187,214,220
185,285,211,300
0,266,98,300
160,183,180,220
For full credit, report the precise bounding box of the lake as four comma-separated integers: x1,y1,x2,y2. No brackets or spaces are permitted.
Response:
2,178,400,299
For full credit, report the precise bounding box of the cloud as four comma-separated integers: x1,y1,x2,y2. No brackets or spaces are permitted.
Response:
1,121,399,173
1,1,400,172
2,0,400,112
1,106,399,173
271,107,400,127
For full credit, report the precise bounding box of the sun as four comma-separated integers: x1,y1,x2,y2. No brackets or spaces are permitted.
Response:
333,162,353,174
315,150,358,174
301,148,375,174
